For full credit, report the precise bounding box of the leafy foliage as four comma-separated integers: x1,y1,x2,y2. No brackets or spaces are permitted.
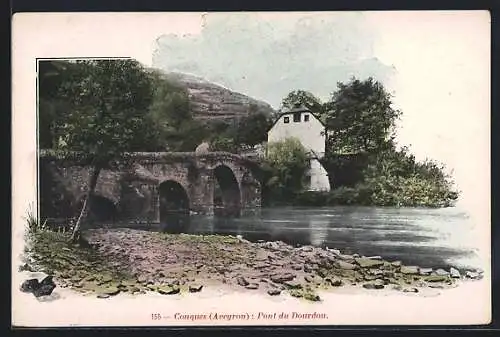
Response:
234,112,273,147
280,90,325,119
147,70,210,151
324,77,401,154
262,138,310,204
41,60,162,158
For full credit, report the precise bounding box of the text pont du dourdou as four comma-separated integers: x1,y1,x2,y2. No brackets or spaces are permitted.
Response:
169,312,328,321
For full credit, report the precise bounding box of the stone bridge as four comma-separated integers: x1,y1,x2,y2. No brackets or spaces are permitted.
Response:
39,150,262,226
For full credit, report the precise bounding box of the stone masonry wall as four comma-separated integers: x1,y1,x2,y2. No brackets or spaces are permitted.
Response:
39,151,262,223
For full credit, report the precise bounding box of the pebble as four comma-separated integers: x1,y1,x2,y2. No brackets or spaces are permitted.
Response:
465,271,482,280
304,275,314,283
326,278,343,287
336,261,357,270
267,289,281,296
403,287,419,293
236,276,249,286
362,280,385,290
401,266,419,275
188,284,203,293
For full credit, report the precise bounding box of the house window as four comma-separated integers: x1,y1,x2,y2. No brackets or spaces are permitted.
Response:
293,112,301,122
304,114,309,122
284,116,290,123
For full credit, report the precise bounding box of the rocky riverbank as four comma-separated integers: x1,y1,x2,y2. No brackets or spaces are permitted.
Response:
21,228,484,302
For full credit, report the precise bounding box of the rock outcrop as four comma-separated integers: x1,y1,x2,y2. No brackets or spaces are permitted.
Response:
158,71,276,124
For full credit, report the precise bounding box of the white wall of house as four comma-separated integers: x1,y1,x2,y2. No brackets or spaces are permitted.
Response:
267,108,331,192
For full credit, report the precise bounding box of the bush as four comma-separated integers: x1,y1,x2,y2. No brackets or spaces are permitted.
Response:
24,205,47,234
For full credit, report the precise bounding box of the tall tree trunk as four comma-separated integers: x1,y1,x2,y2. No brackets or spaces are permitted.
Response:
70,165,101,243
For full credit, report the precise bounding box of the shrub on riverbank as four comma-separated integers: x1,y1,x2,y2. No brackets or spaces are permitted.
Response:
293,175,459,208
292,146,460,208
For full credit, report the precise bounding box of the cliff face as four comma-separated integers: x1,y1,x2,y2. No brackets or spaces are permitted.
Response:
159,72,276,124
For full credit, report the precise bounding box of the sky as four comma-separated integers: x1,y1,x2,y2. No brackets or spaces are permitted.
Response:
147,11,490,216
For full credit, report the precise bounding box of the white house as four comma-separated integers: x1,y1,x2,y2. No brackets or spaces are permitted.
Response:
267,105,331,192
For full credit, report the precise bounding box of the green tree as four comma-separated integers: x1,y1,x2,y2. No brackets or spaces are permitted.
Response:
280,90,325,117
279,90,327,124
55,59,157,242
264,138,310,202
39,61,78,149
147,70,210,151
324,77,401,154
234,112,272,148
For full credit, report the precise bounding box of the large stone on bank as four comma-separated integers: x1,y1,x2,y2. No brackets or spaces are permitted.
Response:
245,283,259,290
362,279,385,290
401,266,419,275
283,280,302,289
419,268,433,275
325,277,343,287
33,283,56,297
450,267,461,278
433,269,449,276
335,261,357,270
424,275,448,283
20,279,39,293
270,273,295,283
32,276,57,297
355,258,385,268
298,245,314,252
465,271,482,280
100,286,120,296
157,285,180,295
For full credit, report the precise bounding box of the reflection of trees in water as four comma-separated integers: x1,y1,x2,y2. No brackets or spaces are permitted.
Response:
160,212,191,234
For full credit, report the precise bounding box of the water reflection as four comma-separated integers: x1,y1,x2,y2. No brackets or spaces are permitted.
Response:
159,211,191,234
114,206,481,270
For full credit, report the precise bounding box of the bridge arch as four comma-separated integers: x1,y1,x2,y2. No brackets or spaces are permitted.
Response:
159,180,190,214
213,164,241,217
75,194,117,223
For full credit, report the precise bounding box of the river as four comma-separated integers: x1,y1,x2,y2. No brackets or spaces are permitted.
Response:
110,206,486,271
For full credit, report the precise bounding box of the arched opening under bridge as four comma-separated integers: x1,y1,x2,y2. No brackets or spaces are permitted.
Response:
213,165,241,217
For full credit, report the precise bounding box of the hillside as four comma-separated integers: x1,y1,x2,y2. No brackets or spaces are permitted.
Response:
157,71,276,123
